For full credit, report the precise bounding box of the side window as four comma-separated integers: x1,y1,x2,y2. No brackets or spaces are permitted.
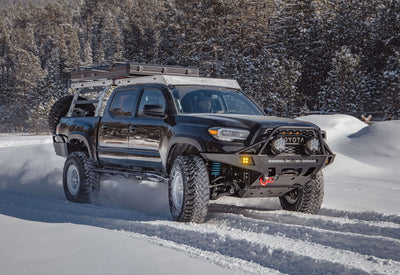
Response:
109,89,138,117
138,88,166,116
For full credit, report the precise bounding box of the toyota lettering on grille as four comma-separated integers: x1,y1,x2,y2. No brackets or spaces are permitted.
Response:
284,136,304,144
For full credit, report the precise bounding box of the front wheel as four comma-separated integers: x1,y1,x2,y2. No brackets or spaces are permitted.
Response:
169,156,210,223
63,152,100,203
279,171,324,214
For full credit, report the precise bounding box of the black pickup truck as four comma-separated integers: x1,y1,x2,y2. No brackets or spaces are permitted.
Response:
50,63,335,223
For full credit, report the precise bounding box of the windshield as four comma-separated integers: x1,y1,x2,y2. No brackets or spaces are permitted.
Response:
171,86,263,115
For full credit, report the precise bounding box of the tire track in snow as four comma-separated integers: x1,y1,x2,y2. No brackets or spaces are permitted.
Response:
124,221,370,275
131,220,400,275
209,204,400,239
207,212,400,262
1,192,400,274
319,208,400,225
119,231,284,275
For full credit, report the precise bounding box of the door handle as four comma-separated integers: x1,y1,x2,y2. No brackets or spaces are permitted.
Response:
101,124,109,130
129,125,138,131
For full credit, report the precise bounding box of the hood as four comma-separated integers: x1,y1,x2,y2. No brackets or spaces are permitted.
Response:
177,114,320,131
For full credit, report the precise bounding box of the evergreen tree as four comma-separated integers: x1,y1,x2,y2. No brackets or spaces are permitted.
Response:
62,25,81,68
261,51,302,116
373,0,400,118
382,50,400,117
270,0,332,110
319,46,367,114
1,0,400,132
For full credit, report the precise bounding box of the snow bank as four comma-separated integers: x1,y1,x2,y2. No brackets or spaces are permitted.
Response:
346,120,400,164
298,114,368,143
297,114,400,214
298,114,400,170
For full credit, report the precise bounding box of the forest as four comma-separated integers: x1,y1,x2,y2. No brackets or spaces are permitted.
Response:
0,0,399,132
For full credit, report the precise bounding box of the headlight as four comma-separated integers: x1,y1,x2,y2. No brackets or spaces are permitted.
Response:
306,137,320,154
271,136,286,154
208,127,249,142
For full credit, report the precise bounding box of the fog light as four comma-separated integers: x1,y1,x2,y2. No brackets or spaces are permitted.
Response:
306,137,320,154
272,136,286,154
241,156,253,165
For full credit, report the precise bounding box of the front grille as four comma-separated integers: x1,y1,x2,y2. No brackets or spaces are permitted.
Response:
255,128,318,155
264,129,316,138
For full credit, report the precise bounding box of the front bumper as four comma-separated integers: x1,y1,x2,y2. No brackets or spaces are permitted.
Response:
201,152,334,198
201,130,335,198
202,125,335,176
201,152,334,175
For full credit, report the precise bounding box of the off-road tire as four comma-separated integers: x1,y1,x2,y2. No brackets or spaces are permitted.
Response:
63,151,100,203
169,156,210,223
48,95,95,134
279,171,324,214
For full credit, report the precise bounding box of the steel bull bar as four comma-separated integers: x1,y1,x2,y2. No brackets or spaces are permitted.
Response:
201,126,335,196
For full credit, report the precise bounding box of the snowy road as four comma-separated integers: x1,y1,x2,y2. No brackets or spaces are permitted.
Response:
1,115,400,274
1,173,399,274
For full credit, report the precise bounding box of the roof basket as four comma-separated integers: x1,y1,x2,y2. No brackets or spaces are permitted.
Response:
70,63,199,84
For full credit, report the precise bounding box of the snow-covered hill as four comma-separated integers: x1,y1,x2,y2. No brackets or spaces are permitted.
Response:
0,115,399,274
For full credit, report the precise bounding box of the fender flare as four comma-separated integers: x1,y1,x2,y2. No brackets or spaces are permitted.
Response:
164,134,206,171
68,132,96,160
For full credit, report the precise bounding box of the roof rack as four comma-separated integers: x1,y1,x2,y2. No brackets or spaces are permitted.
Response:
66,64,239,117
70,63,199,88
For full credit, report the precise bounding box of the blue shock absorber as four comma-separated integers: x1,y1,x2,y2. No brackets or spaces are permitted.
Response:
211,162,222,176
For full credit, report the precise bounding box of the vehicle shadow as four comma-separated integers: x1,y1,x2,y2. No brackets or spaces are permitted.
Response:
208,202,280,216
0,186,171,233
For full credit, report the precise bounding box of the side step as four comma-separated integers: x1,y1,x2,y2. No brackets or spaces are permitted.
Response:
92,168,169,184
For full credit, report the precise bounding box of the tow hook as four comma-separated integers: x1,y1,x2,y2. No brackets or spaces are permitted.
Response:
259,176,276,186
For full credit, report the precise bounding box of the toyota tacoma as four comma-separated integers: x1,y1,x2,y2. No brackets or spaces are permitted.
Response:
50,63,335,223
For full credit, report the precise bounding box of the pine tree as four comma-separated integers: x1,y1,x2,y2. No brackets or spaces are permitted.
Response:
102,10,124,63
62,25,81,68
319,46,367,114
382,50,400,118
261,51,302,116
372,0,400,118
269,0,336,111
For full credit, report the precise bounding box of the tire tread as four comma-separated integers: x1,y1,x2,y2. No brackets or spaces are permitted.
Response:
63,151,100,203
279,171,324,214
169,155,209,223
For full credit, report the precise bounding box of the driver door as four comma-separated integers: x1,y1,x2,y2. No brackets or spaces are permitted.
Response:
129,87,168,171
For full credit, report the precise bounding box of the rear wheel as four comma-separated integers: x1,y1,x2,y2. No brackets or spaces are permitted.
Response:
169,156,210,223
279,171,324,214
63,152,100,203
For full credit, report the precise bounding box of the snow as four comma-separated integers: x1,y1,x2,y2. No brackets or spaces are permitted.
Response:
1,215,248,275
298,114,400,214
0,115,400,274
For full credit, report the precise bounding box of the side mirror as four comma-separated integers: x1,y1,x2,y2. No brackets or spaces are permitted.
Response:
264,108,274,116
142,104,165,117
